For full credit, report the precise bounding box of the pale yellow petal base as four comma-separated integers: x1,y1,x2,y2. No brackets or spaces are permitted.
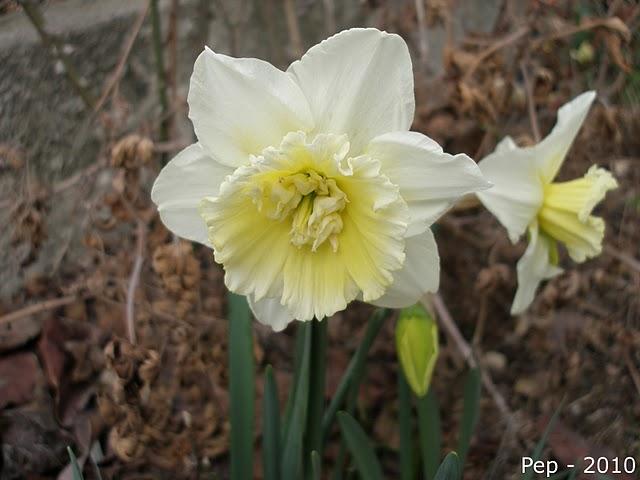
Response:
538,165,618,262
200,131,408,321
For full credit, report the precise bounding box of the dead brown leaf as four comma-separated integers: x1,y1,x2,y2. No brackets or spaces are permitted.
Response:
0,352,42,408
0,314,42,352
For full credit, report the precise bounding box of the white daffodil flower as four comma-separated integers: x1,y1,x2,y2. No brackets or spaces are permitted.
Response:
152,28,491,331
477,91,618,315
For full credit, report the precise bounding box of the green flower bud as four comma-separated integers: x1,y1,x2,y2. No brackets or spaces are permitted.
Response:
395,304,439,397
570,41,595,64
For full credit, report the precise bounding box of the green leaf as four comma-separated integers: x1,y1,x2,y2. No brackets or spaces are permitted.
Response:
567,465,580,480
228,293,255,480
331,442,347,480
398,372,414,480
67,446,84,480
281,322,312,480
546,469,574,480
322,309,387,443
417,388,441,480
304,318,327,476
263,365,281,480
457,368,481,467
337,411,384,480
311,451,322,480
395,304,439,397
434,452,461,480
522,400,565,480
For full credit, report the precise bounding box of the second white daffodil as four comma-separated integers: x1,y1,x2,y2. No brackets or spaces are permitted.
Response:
477,92,618,314
151,28,491,330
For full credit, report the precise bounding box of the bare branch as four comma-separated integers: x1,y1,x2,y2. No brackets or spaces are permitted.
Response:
125,221,146,344
20,1,96,110
94,2,149,113
283,0,303,58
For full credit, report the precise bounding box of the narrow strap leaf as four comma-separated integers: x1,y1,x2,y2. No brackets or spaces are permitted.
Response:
457,368,481,467
522,399,565,480
322,308,387,442
311,451,322,480
263,365,281,480
337,411,385,480
546,469,574,480
434,452,461,480
417,388,441,480
67,446,84,480
567,465,580,480
228,293,255,480
332,443,348,480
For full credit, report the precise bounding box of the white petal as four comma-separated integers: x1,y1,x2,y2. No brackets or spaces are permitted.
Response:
248,296,295,332
151,143,233,245
288,28,414,155
188,47,314,167
477,140,544,243
495,135,518,153
511,223,563,315
534,91,596,184
371,228,440,308
367,131,491,236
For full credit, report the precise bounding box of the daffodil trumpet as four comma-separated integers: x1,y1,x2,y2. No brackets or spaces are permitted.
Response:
477,91,618,314
152,28,491,330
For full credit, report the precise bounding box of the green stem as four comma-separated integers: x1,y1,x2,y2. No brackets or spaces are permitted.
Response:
417,389,441,480
398,372,414,480
281,323,312,480
228,293,254,480
304,318,327,476
263,366,281,480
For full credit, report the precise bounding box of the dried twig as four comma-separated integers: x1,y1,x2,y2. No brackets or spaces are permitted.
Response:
428,293,476,367
283,0,303,58
531,16,631,50
257,0,282,66
472,294,489,346
214,0,240,56
463,26,530,82
150,0,170,163
167,0,179,109
414,0,429,66
0,295,77,326
52,159,105,194
520,59,541,142
94,2,149,113
125,221,146,344
623,348,640,397
604,245,640,273
20,1,96,110
321,0,336,35
425,293,516,427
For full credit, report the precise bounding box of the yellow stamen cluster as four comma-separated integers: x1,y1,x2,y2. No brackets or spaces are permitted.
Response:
250,168,349,253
